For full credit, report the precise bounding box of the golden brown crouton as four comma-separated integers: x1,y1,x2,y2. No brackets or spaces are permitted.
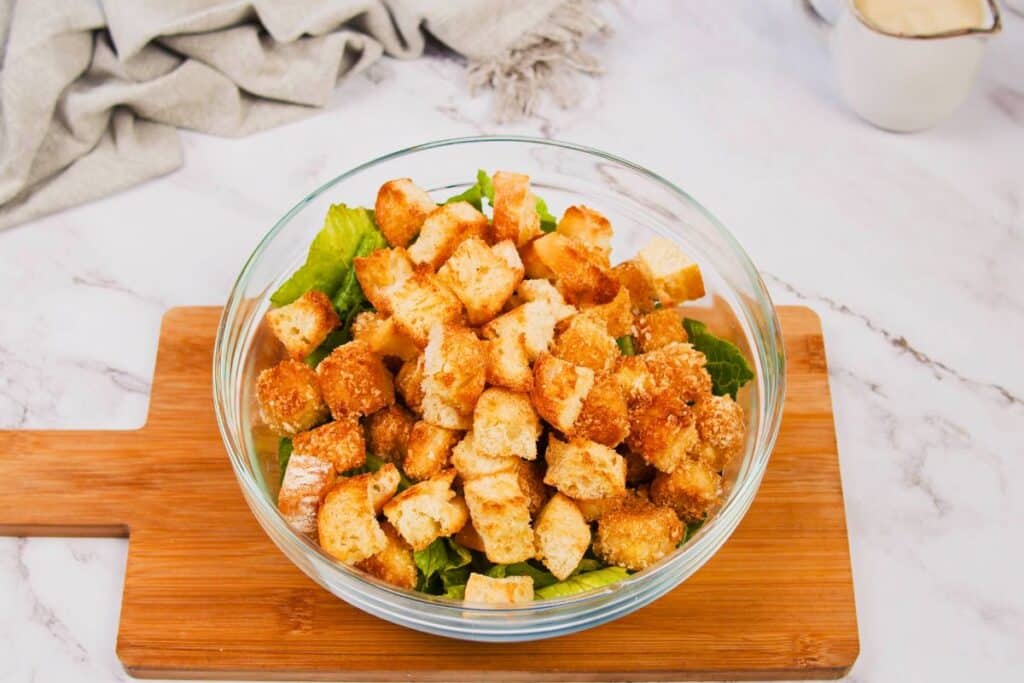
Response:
515,279,577,322
694,395,746,470
375,178,436,248
315,340,395,418
351,312,419,361
450,431,518,480
531,353,595,433
579,287,634,338
485,333,533,392
365,404,414,464
395,354,425,414
518,239,556,280
256,360,329,436
514,459,549,517
543,436,627,500
388,272,464,347
626,399,699,474
277,453,335,534
611,260,658,313
551,314,619,374
613,355,656,405
265,290,340,360
317,474,387,564
292,416,366,473
382,469,469,550
636,237,706,304
492,171,541,247
463,470,534,563
489,239,526,281
635,308,687,353
556,205,613,263
421,324,487,429
570,373,630,448
464,573,534,604
534,493,590,580
593,503,683,571
649,458,722,523
482,301,557,361
530,232,620,306
437,237,522,325
408,201,488,270
574,492,645,523
643,342,714,404
472,388,541,460
353,247,414,314
403,421,461,481
454,520,487,552
368,463,401,513
356,521,418,589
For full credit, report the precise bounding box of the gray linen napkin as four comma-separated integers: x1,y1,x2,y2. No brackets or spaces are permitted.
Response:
0,0,605,230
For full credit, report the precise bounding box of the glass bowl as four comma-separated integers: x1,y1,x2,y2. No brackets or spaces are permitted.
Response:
213,136,785,642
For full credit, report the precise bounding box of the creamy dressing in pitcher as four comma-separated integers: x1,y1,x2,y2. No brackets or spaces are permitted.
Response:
854,0,987,35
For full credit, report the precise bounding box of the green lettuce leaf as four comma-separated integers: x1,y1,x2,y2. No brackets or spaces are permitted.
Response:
341,453,413,491
486,561,559,589
683,318,754,399
270,204,378,307
536,196,557,233
331,228,387,324
414,538,474,594
534,567,630,600
444,169,493,210
616,334,637,356
277,438,293,485
680,518,706,546
445,584,467,600
572,558,604,575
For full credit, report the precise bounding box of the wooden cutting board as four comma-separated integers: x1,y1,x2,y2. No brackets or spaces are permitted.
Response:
0,305,858,681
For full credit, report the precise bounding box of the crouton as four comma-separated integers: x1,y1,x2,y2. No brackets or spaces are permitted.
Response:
613,355,656,405
354,247,414,314
463,470,534,563
388,272,464,347
317,474,387,564
351,312,419,361
472,388,541,460
543,436,627,500
624,449,656,484
534,493,590,580
490,239,525,281
694,395,746,470
277,453,335,534
551,314,619,374
492,171,541,247
530,232,619,306
375,178,436,248
649,458,721,523
395,354,425,414
292,416,366,473
437,237,522,325
382,469,469,550
485,333,533,392
531,353,595,433
518,240,556,280
365,404,414,464
635,308,687,352
454,520,487,553
557,205,613,263
408,201,488,270
570,373,630,448
574,492,646,523
611,260,659,313
256,360,329,436
265,290,340,360
626,399,699,474
636,237,705,304
464,573,534,604
403,421,461,481
579,287,634,338
421,324,487,429
368,463,401,513
315,340,395,418
643,342,714,404
514,459,549,517
516,279,576,323
482,301,557,362
593,503,684,571
450,432,518,480
356,521,418,589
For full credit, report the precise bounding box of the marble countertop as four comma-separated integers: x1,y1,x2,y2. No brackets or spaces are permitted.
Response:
1,2,1021,682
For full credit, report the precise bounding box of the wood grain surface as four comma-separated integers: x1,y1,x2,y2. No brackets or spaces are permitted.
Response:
0,305,859,681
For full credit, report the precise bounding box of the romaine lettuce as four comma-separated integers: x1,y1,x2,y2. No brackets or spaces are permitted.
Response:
683,318,754,399
534,566,630,599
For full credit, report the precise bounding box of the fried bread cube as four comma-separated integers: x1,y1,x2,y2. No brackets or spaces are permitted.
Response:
365,404,415,464
530,232,619,306
570,373,630,448
388,271,464,347
382,469,469,550
518,239,556,280
556,205,613,263
256,360,329,436
351,312,419,361
395,353,426,414
450,431,518,480
315,340,395,418
265,290,340,360
482,301,557,361
492,171,541,247
626,399,699,474
593,503,683,571
317,474,388,564
368,463,401,513
421,324,487,429
472,388,541,460
356,521,418,589
611,260,658,313
515,279,577,323
437,237,522,325
463,470,534,563
454,520,487,553
292,416,366,473
579,287,634,338
408,201,488,270
375,178,436,248
490,239,525,281
574,491,648,523
636,237,705,304
643,342,713,403
464,573,534,604
534,493,590,580
403,420,461,481
551,314,619,374
531,353,595,433
354,247,414,314
649,458,722,523
277,453,335,534
543,436,627,500
514,459,549,517
613,355,656,405
635,308,687,353
694,394,746,470
485,333,533,392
